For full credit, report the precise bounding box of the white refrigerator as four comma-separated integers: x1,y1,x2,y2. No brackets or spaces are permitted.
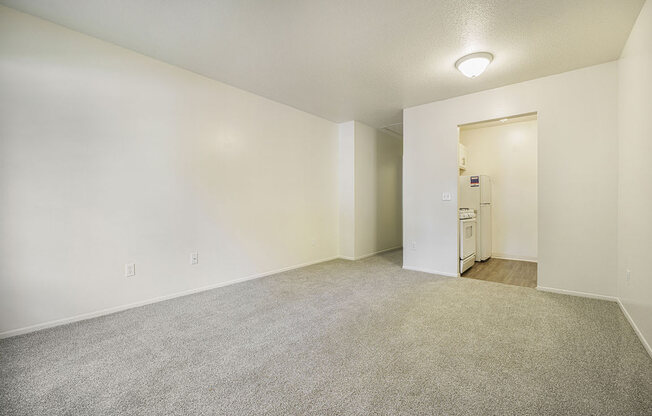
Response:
459,175,492,261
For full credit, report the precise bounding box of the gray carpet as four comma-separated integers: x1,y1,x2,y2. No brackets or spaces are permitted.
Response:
1,250,651,415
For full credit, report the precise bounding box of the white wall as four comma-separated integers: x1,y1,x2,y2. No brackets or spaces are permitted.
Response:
404,62,618,294
338,121,403,260
460,120,537,262
617,0,652,353
353,122,403,258
0,6,340,336
338,121,355,259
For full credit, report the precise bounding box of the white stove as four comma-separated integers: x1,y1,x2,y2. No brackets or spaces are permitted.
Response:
459,209,477,274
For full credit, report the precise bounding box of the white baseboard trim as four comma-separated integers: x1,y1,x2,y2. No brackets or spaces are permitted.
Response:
534,286,651,358
341,246,402,261
0,255,340,339
402,265,459,278
617,298,652,359
536,286,618,302
492,254,537,263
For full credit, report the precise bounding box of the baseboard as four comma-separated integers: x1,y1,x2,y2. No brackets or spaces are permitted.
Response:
617,299,652,359
0,255,340,339
536,286,618,302
492,254,537,263
343,245,403,261
519,286,651,359
402,265,458,278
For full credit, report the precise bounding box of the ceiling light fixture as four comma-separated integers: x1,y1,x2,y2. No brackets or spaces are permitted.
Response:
455,52,493,78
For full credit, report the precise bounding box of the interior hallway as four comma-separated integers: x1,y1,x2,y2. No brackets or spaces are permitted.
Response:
1,250,650,415
462,258,538,288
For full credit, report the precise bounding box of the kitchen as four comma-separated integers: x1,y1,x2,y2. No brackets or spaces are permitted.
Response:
457,113,538,287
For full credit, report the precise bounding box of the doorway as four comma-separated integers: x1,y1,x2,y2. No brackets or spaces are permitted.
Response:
457,113,538,288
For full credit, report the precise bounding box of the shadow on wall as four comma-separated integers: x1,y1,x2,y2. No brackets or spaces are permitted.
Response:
374,131,403,254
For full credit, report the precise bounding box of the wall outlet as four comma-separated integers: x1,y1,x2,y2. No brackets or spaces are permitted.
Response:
626,269,631,283
125,263,136,277
411,241,417,250
190,252,199,265
442,192,452,201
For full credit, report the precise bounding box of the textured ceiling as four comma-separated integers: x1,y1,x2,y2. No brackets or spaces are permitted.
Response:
1,0,644,128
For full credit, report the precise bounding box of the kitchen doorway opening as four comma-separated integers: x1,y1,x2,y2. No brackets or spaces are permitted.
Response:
457,112,538,288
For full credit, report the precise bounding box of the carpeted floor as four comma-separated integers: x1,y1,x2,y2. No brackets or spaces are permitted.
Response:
1,249,651,415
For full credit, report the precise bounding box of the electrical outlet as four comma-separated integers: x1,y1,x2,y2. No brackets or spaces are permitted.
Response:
411,241,417,250
442,192,452,201
626,269,631,283
125,263,135,277
190,252,199,265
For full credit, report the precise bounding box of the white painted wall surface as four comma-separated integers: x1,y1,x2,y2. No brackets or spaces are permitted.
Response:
353,122,402,258
338,121,356,259
460,120,538,262
404,62,618,295
617,0,652,353
0,7,339,335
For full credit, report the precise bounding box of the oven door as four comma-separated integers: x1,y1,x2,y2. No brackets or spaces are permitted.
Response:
460,219,476,260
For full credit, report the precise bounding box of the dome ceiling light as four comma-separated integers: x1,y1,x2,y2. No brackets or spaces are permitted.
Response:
455,52,494,78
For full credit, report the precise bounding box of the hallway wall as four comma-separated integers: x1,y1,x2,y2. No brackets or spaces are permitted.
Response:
617,0,652,355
